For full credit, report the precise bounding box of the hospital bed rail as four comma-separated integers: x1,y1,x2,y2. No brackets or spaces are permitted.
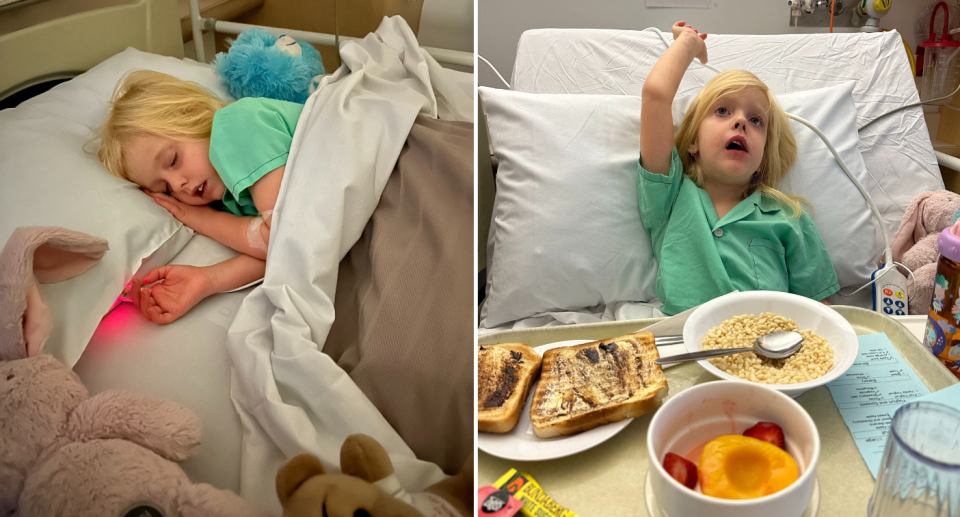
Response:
187,0,473,69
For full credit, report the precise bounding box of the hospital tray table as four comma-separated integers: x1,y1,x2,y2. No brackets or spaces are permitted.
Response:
476,305,958,516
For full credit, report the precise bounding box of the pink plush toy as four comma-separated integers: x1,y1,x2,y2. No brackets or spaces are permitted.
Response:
0,227,272,517
891,191,960,315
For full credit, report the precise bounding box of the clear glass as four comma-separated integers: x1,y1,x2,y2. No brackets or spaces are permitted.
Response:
868,401,960,517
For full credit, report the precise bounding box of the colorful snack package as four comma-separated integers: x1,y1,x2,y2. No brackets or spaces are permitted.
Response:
478,486,523,516
493,469,579,517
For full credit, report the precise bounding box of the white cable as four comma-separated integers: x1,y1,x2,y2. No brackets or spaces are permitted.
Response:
478,55,511,89
787,114,893,267
858,76,960,132
836,261,916,300
898,261,918,300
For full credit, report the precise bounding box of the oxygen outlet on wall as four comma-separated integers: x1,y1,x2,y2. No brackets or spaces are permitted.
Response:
788,0,802,26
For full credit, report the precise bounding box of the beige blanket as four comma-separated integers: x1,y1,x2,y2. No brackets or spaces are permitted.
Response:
326,116,474,475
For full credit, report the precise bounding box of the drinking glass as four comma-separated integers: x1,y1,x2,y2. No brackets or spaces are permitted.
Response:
868,401,960,517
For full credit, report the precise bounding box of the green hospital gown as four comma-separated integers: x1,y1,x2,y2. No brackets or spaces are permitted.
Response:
638,148,840,316
209,97,304,217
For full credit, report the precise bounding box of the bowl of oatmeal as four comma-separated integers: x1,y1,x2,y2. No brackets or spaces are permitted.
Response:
682,291,858,398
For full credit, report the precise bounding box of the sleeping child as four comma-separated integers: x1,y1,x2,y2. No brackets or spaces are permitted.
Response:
98,70,298,324
639,21,839,315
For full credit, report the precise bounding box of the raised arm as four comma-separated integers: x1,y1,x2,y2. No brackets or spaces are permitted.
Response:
640,21,708,176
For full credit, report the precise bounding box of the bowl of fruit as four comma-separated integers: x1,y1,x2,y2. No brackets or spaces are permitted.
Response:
647,380,820,517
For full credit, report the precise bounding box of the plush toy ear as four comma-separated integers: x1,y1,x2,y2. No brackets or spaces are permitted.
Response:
340,434,395,483
0,227,108,360
22,277,52,358
276,453,326,507
32,241,105,283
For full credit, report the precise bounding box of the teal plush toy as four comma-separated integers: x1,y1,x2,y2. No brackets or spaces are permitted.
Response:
214,28,325,104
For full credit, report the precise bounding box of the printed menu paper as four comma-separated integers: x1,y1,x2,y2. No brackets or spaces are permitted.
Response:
826,333,930,477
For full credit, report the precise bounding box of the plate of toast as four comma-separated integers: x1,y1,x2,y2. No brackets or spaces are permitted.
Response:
478,331,669,461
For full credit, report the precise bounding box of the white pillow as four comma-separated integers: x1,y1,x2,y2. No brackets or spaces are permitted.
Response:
479,88,657,328
479,81,874,327
0,48,233,366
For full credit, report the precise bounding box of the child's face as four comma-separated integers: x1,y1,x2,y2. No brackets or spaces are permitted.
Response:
689,89,769,189
124,134,226,206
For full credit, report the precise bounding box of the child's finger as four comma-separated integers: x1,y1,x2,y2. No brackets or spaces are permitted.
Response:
154,310,176,325
139,289,155,319
143,266,168,285
129,278,143,308
701,33,708,40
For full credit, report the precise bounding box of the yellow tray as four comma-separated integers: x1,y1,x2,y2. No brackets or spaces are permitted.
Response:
477,306,958,516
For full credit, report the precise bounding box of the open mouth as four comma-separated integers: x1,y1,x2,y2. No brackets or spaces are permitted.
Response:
725,136,748,153
195,181,206,197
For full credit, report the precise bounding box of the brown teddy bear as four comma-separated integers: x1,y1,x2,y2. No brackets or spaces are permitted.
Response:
276,434,472,517
0,226,272,517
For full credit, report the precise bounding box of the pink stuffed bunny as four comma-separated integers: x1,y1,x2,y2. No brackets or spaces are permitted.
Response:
0,227,272,517
891,191,960,315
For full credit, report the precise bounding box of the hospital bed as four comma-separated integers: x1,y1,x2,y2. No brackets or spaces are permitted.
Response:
0,0,473,513
478,28,953,333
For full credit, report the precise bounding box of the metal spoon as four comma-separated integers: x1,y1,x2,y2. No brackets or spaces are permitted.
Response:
654,331,803,366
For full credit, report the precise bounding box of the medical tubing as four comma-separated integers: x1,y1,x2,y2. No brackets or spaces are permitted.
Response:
479,55,511,88
836,261,917,299
786,113,893,267
858,73,960,131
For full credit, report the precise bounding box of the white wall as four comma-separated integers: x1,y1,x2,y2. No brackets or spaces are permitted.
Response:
479,0,937,88
419,0,474,53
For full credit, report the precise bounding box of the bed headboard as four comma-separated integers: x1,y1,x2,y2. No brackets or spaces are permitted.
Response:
0,0,182,100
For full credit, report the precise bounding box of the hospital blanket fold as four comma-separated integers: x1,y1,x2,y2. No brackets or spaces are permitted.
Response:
225,16,467,511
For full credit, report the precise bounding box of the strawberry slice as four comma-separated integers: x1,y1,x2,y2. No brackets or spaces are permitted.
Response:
743,421,786,449
662,452,698,489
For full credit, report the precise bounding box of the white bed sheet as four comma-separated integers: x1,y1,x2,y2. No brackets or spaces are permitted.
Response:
482,29,942,332
73,235,245,495
226,17,472,512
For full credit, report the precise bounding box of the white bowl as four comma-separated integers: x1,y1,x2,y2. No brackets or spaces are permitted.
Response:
682,290,858,398
647,380,820,517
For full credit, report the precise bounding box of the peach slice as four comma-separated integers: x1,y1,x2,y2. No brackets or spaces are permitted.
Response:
698,435,799,499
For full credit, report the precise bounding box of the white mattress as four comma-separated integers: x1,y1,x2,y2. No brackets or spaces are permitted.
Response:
73,235,246,496
482,28,943,332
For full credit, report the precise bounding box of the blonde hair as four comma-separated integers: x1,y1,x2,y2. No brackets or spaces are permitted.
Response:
97,70,227,180
675,69,805,218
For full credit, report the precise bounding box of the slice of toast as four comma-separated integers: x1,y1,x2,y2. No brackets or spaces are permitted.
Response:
530,331,668,438
478,343,542,433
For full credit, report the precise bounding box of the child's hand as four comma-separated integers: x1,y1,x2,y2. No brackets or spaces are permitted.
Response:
671,21,708,64
128,265,214,325
147,192,215,234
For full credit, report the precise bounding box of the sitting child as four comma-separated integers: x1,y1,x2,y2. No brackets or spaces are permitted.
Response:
98,70,301,324
639,22,839,315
